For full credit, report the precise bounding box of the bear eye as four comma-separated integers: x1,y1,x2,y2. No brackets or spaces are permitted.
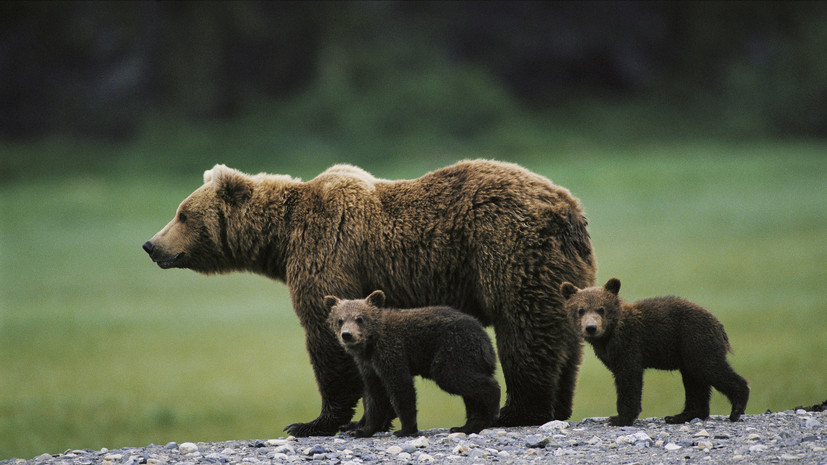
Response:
355,316,364,325
596,307,605,316
577,308,585,317
337,318,343,327
178,212,187,223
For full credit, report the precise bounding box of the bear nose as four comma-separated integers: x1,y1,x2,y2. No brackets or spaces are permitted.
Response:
142,241,155,255
585,324,597,335
341,331,353,342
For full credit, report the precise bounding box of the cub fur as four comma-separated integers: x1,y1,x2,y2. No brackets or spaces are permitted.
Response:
325,290,500,437
561,278,749,426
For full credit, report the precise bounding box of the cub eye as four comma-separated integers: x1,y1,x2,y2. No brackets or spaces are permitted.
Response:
337,318,343,327
596,308,605,316
178,212,187,223
355,317,364,325
577,309,585,316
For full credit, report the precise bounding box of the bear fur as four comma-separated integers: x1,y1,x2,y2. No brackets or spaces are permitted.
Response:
561,278,750,426
325,290,501,437
143,159,596,436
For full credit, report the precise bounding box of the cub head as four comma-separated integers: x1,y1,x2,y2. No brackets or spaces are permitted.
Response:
325,290,386,353
561,278,621,340
142,164,258,274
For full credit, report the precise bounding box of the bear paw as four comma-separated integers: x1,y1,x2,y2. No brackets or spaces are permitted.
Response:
608,415,635,427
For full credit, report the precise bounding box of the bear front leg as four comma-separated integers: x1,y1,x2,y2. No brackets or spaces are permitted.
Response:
351,368,395,438
379,366,419,437
283,326,362,437
493,314,558,426
610,367,643,427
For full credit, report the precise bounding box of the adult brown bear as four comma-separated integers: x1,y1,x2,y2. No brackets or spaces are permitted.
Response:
142,159,596,436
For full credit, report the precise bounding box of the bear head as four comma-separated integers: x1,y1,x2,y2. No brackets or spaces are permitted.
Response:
324,290,386,354
142,164,294,275
560,278,621,340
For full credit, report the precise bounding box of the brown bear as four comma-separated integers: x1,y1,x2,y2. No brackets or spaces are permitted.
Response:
142,159,596,436
325,290,501,437
561,278,750,426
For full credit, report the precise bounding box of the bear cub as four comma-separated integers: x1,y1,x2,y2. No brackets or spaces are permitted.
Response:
561,278,749,426
325,290,501,437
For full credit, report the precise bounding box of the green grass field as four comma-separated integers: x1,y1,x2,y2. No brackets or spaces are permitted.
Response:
1,118,825,459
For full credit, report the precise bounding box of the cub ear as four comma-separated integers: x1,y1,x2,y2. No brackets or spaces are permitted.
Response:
560,282,579,300
204,164,253,204
604,278,621,295
366,290,385,308
323,295,340,311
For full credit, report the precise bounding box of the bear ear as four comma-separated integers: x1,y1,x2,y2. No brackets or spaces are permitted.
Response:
204,164,253,204
604,278,621,295
323,295,340,311
560,282,579,300
366,290,385,308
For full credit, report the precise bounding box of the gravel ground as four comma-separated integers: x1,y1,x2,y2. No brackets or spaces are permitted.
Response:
5,409,825,465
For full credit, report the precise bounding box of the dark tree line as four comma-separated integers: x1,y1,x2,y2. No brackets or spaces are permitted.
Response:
2,1,825,139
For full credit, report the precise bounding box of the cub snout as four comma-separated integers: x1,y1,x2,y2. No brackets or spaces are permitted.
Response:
580,314,605,338
340,331,354,342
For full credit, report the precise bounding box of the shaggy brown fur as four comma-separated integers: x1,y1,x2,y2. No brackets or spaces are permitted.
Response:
326,290,500,437
561,278,750,426
143,159,596,436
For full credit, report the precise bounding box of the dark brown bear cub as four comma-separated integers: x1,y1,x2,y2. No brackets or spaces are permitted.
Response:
561,278,749,426
325,290,501,437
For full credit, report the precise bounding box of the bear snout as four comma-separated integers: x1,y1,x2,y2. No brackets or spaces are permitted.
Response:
340,331,354,342
142,241,183,269
585,324,597,335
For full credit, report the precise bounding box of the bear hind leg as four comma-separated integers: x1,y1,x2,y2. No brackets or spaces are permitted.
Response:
493,318,562,426
665,371,711,424
552,345,583,421
451,376,501,434
710,364,750,422
432,366,500,434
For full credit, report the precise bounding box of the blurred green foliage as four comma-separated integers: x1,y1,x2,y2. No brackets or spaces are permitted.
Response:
2,1,826,139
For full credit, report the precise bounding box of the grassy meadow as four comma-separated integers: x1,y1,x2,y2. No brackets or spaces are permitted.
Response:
1,109,825,459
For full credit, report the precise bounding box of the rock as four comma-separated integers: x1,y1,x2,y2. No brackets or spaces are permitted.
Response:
540,420,569,432
451,444,468,455
386,445,403,455
695,440,714,451
694,429,710,437
526,436,549,448
304,445,327,456
396,452,411,461
273,445,294,455
664,442,682,451
749,444,768,453
417,452,433,463
803,417,821,428
178,443,198,455
406,436,429,449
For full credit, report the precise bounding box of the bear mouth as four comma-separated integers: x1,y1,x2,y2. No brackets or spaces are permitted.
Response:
155,253,184,269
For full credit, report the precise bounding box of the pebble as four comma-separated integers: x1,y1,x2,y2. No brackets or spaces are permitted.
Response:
539,420,569,432
5,410,826,465
178,443,198,455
